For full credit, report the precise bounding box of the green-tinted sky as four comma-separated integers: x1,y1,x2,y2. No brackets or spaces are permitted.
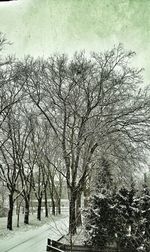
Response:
0,0,150,81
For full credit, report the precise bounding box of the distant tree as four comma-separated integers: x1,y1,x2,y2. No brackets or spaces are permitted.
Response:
0,111,22,230
29,119,46,221
0,101,32,230
18,114,35,225
95,157,113,193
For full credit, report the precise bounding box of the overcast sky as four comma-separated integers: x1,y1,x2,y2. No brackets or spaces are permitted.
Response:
0,0,150,82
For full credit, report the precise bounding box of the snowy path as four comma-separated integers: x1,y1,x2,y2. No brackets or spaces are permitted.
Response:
0,215,69,252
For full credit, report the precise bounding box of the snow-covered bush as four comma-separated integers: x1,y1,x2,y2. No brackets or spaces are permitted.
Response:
113,187,141,250
84,184,150,251
83,192,117,247
84,157,150,251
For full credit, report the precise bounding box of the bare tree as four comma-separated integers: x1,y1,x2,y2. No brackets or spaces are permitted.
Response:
0,107,23,230
20,46,150,234
28,117,48,221
17,113,34,225
0,95,32,229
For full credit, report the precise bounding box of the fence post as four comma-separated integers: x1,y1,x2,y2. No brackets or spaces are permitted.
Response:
47,239,52,251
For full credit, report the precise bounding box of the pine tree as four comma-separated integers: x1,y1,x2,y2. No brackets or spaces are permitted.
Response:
114,185,141,250
84,192,117,247
84,160,149,251
84,157,116,247
95,157,113,193
137,175,150,251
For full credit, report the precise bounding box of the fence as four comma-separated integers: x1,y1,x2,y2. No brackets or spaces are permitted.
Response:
46,239,133,252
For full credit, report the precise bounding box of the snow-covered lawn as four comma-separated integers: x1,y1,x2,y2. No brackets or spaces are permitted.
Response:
0,212,69,252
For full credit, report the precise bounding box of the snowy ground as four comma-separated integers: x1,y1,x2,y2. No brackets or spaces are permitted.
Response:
0,211,69,252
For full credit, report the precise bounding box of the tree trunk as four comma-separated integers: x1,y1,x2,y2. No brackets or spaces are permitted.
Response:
30,196,34,215
37,197,42,221
1,182,5,209
58,173,62,215
17,208,20,228
44,188,48,218
16,200,22,228
7,194,14,230
83,183,90,208
57,198,61,215
69,191,76,235
76,192,82,227
24,197,30,224
51,198,55,216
